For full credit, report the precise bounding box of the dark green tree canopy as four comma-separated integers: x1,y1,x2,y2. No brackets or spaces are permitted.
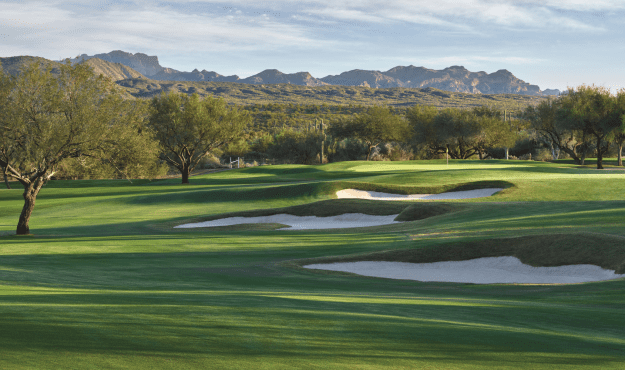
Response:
329,105,410,160
149,92,251,183
408,104,520,160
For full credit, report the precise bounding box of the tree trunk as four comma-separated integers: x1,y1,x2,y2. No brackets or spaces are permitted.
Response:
181,164,190,184
580,150,586,166
16,179,44,235
596,136,604,170
560,146,580,164
2,167,10,190
618,144,623,167
366,145,374,161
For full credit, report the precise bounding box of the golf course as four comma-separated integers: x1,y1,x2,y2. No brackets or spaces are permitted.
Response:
1,159,625,369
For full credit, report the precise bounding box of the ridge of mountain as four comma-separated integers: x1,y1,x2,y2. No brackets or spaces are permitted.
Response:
0,56,146,82
0,56,59,75
239,69,328,86
70,50,164,76
16,50,558,96
82,58,147,80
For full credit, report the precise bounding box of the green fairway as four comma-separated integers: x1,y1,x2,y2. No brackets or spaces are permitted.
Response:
1,159,624,369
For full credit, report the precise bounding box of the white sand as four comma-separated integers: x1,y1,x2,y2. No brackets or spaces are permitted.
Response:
336,188,503,200
174,213,402,230
304,257,625,284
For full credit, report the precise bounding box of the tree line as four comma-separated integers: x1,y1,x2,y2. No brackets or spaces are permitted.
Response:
2,61,625,234
523,86,625,169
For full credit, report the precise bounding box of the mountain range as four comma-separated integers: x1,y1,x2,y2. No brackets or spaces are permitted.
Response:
69,50,560,96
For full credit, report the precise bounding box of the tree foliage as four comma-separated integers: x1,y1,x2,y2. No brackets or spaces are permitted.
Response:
329,106,410,160
149,92,251,183
0,61,161,234
556,85,620,169
408,105,516,159
522,99,588,163
522,86,624,168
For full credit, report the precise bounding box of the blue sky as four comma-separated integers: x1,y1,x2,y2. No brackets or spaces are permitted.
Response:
1,0,624,92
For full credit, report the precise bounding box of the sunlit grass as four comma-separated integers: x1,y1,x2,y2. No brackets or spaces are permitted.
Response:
1,159,625,368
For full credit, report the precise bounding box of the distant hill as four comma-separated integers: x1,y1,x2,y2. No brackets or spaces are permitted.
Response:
68,51,560,96
149,68,240,82
82,58,147,80
0,56,59,75
321,65,547,95
70,50,164,76
1,55,146,81
3,53,551,109
115,78,548,110
239,69,328,86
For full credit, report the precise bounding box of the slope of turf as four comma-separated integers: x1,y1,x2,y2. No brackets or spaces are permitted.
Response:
0,159,624,369
296,233,625,273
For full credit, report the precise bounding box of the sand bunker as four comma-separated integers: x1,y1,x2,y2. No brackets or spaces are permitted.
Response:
175,213,402,230
304,256,625,284
336,188,503,201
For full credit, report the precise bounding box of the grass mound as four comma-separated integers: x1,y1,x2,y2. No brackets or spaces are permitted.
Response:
326,180,513,196
176,198,464,227
395,203,465,221
303,233,625,273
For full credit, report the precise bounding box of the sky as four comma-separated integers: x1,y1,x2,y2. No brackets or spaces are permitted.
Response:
1,0,624,92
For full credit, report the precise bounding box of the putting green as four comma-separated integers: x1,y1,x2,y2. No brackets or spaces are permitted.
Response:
0,159,624,369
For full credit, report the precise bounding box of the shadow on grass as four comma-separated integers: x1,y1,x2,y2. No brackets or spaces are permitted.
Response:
0,290,624,364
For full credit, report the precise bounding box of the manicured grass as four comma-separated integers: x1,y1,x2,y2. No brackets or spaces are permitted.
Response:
1,159,625,369
299,233,625,273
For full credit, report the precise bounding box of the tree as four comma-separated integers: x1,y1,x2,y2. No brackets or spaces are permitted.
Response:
149,92,250,183
0,61,159,235
613,90,625,166
329,106,410,160
409,106,478,159
522,99,590,164
1,165,10,189
471,107,518,160
557,85,620,169
266,128,322,164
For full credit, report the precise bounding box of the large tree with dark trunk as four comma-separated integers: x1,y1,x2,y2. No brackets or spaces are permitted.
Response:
557,85,620,169
408,106,479,159
149,92,250,184
0,61,159,235
521,99,591,164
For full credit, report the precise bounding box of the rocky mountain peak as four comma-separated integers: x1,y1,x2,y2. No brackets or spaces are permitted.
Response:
62,50,559,95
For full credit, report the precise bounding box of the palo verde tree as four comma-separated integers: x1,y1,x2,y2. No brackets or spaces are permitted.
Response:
149,92,250,184
0,61,160,235
329,106,410,161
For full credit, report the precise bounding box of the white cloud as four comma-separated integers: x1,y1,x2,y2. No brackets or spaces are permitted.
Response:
0,1,342,60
